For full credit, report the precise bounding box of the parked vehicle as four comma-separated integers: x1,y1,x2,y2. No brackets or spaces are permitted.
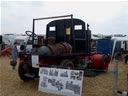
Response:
18,15,111,81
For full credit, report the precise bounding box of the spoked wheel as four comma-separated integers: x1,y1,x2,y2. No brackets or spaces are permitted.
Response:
60,59,74,70
18,63,31,81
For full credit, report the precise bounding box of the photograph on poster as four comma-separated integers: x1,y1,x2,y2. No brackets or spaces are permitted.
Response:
60,71,68,77
43,76,48,82
39,76,48,88
70,71,83,80
48,78,56,86
40,81,47,88
49,69,58,76
65,81,80,95
48,78,64,91
39,68,48,75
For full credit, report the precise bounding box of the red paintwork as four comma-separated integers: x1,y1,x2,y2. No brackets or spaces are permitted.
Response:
66,65,72,69
20,50,110,71
89,52,103,68
38,51,110,70
88,52,110,70
39,57,77,67
39,59,56,67
1,47,11,56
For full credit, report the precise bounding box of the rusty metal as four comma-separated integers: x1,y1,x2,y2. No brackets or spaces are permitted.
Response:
48,37,56,45
48,42,72,55
34,14,72,20
31,42,72,56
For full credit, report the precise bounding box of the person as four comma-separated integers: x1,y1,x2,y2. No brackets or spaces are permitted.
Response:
20,42,30,53
1,42,5,51
11,42,18,72
124,55,128,64
120,48,124,59
20,42,26,52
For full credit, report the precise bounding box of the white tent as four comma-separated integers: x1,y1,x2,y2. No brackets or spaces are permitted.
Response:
111,36,128,41
91,34,100,40
111,36,128,59
112,36,128,50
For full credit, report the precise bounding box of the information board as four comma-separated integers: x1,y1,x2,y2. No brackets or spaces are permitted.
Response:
31,55,39,68
38,67,84,96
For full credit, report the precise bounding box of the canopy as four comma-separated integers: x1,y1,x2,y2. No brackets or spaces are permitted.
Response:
111,36,128,41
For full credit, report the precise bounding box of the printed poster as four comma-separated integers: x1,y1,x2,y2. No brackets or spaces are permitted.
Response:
38,67,84,96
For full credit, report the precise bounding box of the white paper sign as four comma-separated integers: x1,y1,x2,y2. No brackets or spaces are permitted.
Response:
32,55,39,68
38,67,84,96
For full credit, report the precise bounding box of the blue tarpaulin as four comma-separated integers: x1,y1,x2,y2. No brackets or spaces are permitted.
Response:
96,39,121,54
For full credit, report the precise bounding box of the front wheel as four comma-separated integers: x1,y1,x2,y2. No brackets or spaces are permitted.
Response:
18,63,31,81
59,59,74,70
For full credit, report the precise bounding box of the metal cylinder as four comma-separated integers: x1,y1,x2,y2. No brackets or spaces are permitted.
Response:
31,42,72,55
48,42,72,55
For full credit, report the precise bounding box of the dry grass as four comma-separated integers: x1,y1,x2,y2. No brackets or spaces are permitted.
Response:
0,56,128,96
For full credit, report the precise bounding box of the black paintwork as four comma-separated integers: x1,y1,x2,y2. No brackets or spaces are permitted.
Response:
31,18,91,56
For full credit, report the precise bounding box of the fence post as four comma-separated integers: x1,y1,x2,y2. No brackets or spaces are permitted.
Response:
113,57,118,96
126,73,128,94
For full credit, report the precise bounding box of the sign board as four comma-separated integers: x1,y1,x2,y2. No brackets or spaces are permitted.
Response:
31,55,39,68
38,67,84,96
66,28,71,35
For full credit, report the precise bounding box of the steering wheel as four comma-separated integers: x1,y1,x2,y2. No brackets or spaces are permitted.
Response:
25,31,37,37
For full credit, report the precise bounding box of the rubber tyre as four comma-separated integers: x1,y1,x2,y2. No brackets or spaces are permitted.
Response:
100,54,110,72
60,59,74,69
18,63,30,81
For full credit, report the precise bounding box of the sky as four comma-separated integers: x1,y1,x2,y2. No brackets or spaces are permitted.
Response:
1,1,128,36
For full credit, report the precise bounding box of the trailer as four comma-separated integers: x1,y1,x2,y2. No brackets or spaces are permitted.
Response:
18,15,110,81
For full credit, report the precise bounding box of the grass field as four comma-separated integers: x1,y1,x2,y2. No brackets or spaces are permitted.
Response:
0,56,128,96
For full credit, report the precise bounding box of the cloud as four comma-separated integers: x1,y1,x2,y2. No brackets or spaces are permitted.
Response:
1,1,45,34
91,1,128,35
34,1,128,35
43,1,122,22
1,1,128,36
